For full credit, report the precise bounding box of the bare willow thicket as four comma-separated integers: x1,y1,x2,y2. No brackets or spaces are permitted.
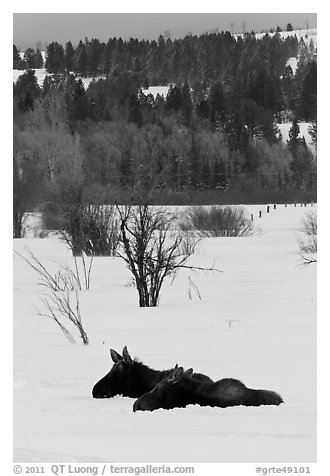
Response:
15,247,90,344
180,205,255,237
298,210,317,264
116,204,221,307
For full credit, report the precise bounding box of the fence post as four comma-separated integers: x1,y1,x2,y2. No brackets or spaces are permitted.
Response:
251,214,254,221
259,211,262,218
267,206,270,213
274,204,277,210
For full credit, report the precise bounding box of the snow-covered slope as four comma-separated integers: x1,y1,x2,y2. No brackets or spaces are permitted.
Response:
235,28,317,47
278,122,315,153
141,85,169,98
13,29,317,151
13,67,96,90
276,28,317,47
13,29,317,90
13,204,316,463
286,57,298,74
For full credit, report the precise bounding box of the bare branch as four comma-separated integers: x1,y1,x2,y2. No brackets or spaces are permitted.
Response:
34,300,76,344
15,247,62,291
299,254,317,265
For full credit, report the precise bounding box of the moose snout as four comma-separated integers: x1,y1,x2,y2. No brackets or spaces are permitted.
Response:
133,400,140,412
133,399,148,412
92,386,114,398
92,390,105,398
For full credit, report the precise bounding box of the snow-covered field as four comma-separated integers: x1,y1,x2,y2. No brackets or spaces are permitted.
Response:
13,204,317,463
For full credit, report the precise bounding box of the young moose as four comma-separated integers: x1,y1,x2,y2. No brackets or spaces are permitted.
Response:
133,366,283,412
92,347,212,399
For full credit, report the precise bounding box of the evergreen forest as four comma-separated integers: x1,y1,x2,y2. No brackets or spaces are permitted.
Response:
13,29,317,236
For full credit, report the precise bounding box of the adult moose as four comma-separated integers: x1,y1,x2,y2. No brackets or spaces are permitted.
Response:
133,366,283,412
92,346,212,398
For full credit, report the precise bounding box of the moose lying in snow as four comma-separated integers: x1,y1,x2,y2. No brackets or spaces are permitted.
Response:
133,366,283,412
92,346,212,399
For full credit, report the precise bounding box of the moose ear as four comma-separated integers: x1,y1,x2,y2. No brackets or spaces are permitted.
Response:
110,349,123,363
170,366,185,383
174,363,179,369
122,346,133,363
184,368,194,378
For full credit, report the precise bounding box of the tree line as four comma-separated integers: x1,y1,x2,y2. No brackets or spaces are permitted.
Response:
13,29,317,236
14,30,316,118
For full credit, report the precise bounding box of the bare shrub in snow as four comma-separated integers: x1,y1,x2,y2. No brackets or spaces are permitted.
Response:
298,235,317,254
116,204,221,307
15,247,89,343
35,286,88,345
15,247,93,291
298,234,317,265
60,204,120,257
180,205,254,237
298,210,317,263
299,210,317,236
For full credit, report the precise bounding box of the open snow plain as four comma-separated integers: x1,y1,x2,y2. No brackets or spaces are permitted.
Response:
13,204,317,463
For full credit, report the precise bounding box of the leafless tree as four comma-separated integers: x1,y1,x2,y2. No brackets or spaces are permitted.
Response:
23,91,70,184
13,151,27,238
116,203,221,307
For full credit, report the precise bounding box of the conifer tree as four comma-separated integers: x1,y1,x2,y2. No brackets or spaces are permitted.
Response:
209,82,225,123
281,65,295,111
23,48,43,69
166,85,182,112
45,41,65,74
23,48,36,68
14,70,40,111
35,49,44,68
13,45,25,69
64,41,75,71
77,43,88,76
287,118,315,189
181,81,193,127
287,117,302,156
300,60,317,121
129,94,144,127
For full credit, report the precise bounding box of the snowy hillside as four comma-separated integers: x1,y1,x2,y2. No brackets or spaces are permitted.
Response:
14,204,316,463
13,67,96,90
13,28,317,151
141,85,169,98
13,28,316,90
273,28,317,47
286,57,298,74
278,122,315,152
235,28,317,47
